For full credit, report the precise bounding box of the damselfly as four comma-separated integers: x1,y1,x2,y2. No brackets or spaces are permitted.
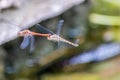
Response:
35,21,79,47
18,20,79,52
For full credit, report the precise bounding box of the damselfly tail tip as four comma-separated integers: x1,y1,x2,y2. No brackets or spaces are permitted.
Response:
74,44,79,47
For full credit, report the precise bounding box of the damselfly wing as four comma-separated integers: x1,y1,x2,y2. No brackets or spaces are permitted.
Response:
55,20,64,48
20,36,30,49
35,24,54,35
35,20,63,48
35,20,79,47
20,35,35,53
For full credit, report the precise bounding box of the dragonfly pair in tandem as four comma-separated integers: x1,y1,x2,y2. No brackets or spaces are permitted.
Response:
18,20,79,52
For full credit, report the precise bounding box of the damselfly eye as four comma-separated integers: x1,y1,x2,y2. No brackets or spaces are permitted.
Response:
18,32,23,36
18,30,27,36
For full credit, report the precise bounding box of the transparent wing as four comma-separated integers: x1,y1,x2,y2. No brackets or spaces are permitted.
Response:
20,36,30,49
56,20,64,35
29,35,35,53
56,20,64,48
35,24,54,35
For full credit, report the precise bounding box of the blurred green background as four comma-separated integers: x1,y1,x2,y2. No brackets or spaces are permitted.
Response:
1,0,120,80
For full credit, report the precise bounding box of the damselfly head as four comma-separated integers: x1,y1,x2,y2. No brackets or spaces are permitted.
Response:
18,30,30,36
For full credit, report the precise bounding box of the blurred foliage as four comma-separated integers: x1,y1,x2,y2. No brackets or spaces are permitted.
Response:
42,73,101,80
1,0,120,80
